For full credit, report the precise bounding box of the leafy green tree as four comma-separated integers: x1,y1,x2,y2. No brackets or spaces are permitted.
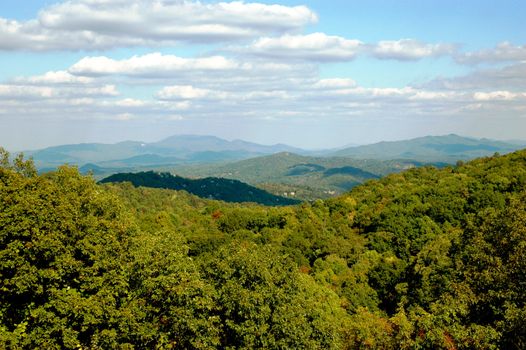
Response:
0,152,136,348
201,241,348,349
124,229,221,349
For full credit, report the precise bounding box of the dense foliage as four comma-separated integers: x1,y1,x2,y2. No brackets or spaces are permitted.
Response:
100,171,299,206
1,147,525,349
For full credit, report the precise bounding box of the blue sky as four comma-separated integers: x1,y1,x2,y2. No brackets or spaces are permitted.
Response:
0,0,525,150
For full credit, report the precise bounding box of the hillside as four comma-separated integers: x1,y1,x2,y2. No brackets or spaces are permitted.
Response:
332,134,520,161
173,152,445,200
99,171,299,206
2,147,526,348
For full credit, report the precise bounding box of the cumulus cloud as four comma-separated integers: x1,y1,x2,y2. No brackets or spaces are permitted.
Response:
3,50,525,131
14,71,95,85
456,42,526,64
0,0,317,51
157,85,228,100
370,39,456,60
69,53,239,77
248,33,363,61
67,53,318,93
0,69,119,101
243,34,456,62
148,69,526,122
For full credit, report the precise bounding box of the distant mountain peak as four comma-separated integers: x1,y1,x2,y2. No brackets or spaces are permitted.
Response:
28,134,307,170
332,134,521,161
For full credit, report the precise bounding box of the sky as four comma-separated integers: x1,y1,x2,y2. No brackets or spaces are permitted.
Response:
0,0,525,150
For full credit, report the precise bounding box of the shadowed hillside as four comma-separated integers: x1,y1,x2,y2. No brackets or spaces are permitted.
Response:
99,171,300,206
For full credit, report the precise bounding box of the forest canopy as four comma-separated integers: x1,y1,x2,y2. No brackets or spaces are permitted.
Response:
1,147,525,349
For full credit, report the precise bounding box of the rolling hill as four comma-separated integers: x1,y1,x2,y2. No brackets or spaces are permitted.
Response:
171,152,445,200
26,134,525,201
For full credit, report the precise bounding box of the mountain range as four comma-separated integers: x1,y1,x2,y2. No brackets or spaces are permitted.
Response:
26,134,303,170
22,134,525,200
26,134,524,172
331,134,522,161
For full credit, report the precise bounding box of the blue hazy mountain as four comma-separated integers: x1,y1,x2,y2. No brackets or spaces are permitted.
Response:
331,134,521,161
26,135,304,169
26,134,523,176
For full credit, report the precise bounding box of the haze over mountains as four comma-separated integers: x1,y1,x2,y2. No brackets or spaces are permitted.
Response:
26,134,524,172
331,134,523,161
26,134,304,170
21,133,523,201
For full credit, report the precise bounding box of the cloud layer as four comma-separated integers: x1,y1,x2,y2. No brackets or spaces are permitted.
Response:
2,52,524,128
0,0,317,51
371,39,456,61
244,34,455,62
456,42,526,64
248,33,363,61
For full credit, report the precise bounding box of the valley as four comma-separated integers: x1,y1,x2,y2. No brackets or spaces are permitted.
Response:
25,134,524,201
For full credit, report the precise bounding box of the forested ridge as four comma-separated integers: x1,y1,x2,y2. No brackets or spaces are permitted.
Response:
99,171,300,206
1,147,525,349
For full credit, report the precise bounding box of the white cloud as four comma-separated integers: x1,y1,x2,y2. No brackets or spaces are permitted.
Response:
409,91,456,101
351,86,416,97
243,35,456,62
371,39,456,60
113,98,147,107
313,78,357,89
242,90,291,100
142,64,526,122
0,0,317,51
157,85,228,100
0,83,118,100
69,53,238,77
456,42,526,64
2,51,525,136
473,91,526,101
0,85,55,99
15,71,94,85
248,33,363,61
66,53,319,94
